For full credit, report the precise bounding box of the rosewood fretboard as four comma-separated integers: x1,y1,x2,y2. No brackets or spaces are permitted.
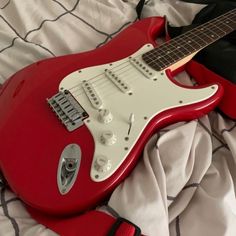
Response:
142,8,236,71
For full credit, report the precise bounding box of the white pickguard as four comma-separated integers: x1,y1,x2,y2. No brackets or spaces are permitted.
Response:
60,44,218,182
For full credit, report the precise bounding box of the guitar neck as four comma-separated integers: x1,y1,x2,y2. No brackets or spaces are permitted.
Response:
142,8,236,71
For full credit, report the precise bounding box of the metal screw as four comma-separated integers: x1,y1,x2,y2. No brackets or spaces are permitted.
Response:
62,188,66,193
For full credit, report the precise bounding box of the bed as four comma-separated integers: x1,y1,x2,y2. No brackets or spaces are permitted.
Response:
0,1,236,235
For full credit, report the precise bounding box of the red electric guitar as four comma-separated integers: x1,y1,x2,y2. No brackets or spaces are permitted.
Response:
0,9,235,219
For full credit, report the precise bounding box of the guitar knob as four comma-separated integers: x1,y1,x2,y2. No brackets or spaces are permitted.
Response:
94,156,111,173
100,130,117,145
98,109,113,123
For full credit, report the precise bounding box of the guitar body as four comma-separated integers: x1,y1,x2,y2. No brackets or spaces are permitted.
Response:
0,17,223,216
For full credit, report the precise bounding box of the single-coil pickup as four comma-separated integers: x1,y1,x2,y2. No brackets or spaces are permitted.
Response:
82,81,103,109
129,56,157,80
104,69,131,94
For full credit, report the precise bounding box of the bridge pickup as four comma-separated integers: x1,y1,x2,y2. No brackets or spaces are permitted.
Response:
105,69,131,94
82,81,103,109
129,56,157,80
47,91,88,132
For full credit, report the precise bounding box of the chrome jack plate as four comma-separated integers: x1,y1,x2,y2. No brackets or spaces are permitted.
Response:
57,144,81,195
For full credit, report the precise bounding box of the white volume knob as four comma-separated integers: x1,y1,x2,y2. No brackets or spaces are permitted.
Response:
100,130,117,145
98,109,113,124
94,156,111,173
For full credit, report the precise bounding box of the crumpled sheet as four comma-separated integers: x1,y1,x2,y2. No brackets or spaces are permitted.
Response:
1,1,236,236
109,104,236,236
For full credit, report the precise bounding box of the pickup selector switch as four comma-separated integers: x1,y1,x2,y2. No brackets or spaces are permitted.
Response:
94,156,111,173
98,109,113,124
100,130,117,145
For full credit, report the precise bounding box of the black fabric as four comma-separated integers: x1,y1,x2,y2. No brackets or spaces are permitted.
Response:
181,0,235,3
168,2,236,85
136,0,146,19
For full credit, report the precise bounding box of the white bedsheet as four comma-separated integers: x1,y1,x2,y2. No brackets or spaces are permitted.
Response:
1,1,236,236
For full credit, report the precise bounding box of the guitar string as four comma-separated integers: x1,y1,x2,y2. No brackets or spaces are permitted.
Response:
144,9,236,65
72,67,138,98
70,8,236,96
145,7,236,59
70,39,231,100
73,72,140,100
69,9,236,100
65,9,236,99
68,9,236,95
67,61,138,97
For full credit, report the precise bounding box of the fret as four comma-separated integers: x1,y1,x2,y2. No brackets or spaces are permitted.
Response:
143,46,178,68
161,48,185,63
219,21,234,31
142,8,236,71
192,27,215,41
144,53,166,71
209,25,227,37
219,14,236,30
181,33,204,49
174,36,197,51
198,23,225,39
166,52,182,63
144,50,169,65
148,46,184,71
143,44,189,71
196,27,220,42
187,29,215,48
153,46,180,64
187,32,208,47
154,53,177,66
142,51,156,63
146,61,164,71
154,50,174,65
168,39,194,55
207,14,235,35
162,42,186,58
148,56,170,71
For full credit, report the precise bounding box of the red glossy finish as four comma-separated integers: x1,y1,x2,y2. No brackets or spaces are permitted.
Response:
186,60,236,120
0,17,223,217
27,207,145,236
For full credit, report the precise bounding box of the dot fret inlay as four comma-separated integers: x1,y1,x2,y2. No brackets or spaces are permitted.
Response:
142,8,236,71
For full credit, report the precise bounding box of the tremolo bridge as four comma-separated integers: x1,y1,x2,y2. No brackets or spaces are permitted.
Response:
47,91,88,131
